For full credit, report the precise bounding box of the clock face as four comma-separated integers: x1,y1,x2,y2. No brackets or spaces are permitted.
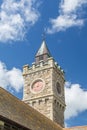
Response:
31,79,44,93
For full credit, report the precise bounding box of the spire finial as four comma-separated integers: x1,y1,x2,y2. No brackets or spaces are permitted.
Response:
42,28,46,41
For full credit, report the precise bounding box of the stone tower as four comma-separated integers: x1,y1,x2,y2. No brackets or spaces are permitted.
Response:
23,40,66,127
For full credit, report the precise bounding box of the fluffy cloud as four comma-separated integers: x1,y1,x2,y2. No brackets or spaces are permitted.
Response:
0,0,40,43
65,82,87,120
47,0,87,33
0,61,23,92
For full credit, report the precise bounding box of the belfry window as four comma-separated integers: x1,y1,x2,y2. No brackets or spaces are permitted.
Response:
39,55,43,61
56,82,61,94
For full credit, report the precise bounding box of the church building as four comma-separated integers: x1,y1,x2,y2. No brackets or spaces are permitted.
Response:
0,39,87,130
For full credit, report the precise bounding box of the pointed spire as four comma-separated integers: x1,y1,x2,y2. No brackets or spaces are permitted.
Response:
36,40,51,57
35,39,51,64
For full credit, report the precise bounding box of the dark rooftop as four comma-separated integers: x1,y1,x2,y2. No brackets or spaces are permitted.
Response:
0,87,62,130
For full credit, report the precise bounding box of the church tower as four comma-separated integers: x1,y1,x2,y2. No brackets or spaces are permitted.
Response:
23,39,66,127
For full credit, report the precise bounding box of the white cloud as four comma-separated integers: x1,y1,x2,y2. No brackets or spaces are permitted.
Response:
65,82,87,120
47,0,87,33
0,61,23,92
0,0,40,43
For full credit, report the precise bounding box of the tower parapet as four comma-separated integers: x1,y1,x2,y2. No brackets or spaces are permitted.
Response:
23,57,64,76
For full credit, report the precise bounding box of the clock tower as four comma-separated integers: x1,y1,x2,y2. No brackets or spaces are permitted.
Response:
23,40,66,127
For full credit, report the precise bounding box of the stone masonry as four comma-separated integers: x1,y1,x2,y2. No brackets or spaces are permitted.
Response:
23,57,66,127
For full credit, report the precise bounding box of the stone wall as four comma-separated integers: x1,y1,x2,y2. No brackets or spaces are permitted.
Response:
23,57,65,127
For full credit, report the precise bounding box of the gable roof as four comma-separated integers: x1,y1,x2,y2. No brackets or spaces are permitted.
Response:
0,87,62,130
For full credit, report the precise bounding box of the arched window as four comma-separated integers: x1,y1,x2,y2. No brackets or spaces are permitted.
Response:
56,82,61,94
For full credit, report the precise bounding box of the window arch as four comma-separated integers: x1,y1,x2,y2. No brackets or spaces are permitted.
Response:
56,82,61,94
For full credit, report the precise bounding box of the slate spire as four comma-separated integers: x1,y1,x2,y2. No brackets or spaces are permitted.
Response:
35,40,51,64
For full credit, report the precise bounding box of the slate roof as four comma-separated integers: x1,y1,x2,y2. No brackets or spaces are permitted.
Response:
0,87,62,130
36,40,51,57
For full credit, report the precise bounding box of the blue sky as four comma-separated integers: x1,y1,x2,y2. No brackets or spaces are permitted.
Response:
0,0,87,128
